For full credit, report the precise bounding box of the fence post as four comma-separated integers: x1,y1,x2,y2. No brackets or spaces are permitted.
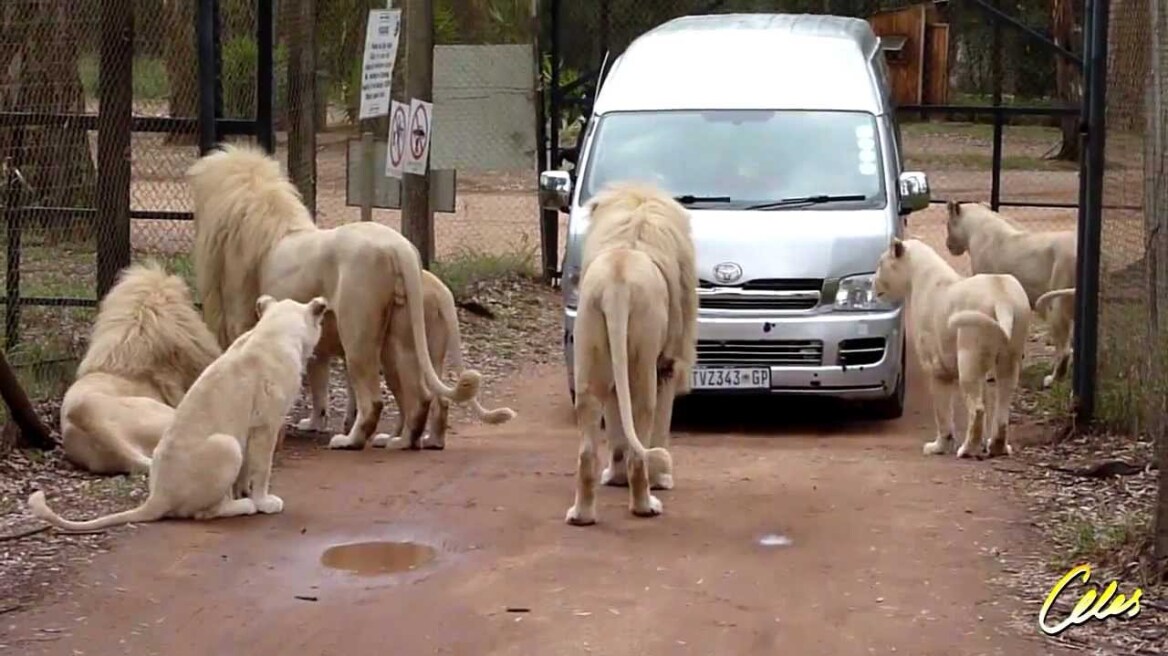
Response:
1072,0,1111,426
540,0,563,282
402,0,435,268
3,127,24,348
197,0,221,154
989,0,1004,211
287,0,318,219
96,0,134,299
256,0,276,154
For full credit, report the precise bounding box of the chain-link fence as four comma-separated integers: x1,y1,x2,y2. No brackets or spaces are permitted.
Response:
544,0,1084,280
1094,0,1154,434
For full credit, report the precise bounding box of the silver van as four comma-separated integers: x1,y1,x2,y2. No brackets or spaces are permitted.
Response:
539,13,930,418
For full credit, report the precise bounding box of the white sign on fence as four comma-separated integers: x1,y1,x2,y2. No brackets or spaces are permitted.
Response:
358,9,402,120
385,100,408,179
403,98,434,176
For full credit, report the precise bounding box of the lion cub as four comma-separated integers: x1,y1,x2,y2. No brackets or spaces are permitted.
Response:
874,238,1031,459
27,295,328,532
945,200,1076,388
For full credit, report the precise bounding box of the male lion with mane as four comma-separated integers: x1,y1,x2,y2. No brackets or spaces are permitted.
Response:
60,260,222,475
27,295,328,531
565,182,697,527
323,270,516,450
186,144,485,451
945,200,1076,388
874,238,1032,459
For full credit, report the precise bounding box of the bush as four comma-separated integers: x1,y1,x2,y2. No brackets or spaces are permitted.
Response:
220,36,289,121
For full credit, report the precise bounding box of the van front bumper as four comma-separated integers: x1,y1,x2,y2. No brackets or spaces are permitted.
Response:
562,306,904,400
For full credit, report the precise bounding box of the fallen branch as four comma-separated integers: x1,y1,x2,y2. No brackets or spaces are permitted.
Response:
0,524,49,542
1045,460,1149,478
457,300,495,319
0,347,56,450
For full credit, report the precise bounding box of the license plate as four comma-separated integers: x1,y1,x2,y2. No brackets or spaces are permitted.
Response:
691,367,771,390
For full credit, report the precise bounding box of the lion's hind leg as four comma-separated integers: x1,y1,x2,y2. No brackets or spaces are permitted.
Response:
186,433,256,520
566,387,604,526
955,346,991,459
296,355,332,433
623,358,663,519
600,398,628,488
327,297,388,451
647,363,678,491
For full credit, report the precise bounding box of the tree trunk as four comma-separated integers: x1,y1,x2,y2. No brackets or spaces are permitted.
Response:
0,347,55,450
1149,0,1168,576
163,0,198,145
1050,0,1081,161
1109,0,1152,132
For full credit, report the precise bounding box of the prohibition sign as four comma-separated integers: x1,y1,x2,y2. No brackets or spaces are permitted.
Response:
388,103,407,169
410,102,430,159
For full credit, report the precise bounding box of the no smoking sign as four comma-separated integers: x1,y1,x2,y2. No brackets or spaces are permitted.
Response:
403,98,433,176
385,100,408,179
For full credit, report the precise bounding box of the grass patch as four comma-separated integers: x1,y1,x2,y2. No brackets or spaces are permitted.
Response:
1052,512,1152,576
1021,360,1074,420
901,121,1062,142
431,237,539,301
78,54,170,103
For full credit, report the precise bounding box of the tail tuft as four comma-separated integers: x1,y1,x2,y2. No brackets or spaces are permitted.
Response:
478,405,517,425
452,370,482,403
26,490,49,518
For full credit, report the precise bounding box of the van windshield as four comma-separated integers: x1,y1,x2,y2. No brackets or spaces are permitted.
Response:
577,109,887,210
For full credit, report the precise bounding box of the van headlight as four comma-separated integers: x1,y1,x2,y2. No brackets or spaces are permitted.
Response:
562,266,581,310
833,273,893,311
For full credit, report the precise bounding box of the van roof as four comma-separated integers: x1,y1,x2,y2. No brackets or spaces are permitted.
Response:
593,13,886,115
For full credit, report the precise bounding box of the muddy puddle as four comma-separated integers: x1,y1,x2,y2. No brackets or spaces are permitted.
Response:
320,541,437,576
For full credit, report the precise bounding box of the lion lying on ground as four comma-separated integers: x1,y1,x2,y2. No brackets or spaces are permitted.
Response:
307,269,516,450
945,200,1076,388
60,260,222,475
27,296,327,531
187,144,488,451
874,238,1032,459
565,182,698,526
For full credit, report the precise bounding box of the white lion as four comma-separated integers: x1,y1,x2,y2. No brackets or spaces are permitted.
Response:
27,295,328,531
318,269,516,451
945,200,1076,388
186,143,484,451
60,260,223,475
874,238,1032,459
565,182,698,526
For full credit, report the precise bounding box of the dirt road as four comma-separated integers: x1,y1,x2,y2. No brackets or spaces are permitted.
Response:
3,357,1071,656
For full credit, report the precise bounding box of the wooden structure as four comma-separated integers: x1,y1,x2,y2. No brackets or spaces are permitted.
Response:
867,2,950,106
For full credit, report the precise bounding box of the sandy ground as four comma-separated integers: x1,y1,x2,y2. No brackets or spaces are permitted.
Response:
0,344,1079,656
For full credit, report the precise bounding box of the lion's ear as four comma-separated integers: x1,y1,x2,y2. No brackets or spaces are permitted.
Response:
892,238,905,259
946,199,961,218
308,296,329,319
256,294,276,318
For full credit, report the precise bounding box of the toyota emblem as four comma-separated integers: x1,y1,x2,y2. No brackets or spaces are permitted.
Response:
712,262,743,284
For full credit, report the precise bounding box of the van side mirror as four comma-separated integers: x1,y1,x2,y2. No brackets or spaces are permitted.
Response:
539,170,573,212
898,171,930,215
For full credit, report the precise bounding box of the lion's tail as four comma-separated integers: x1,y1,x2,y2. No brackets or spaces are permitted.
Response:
399,254,481,404
947,304,1013,350
26,490,165,533
440,292,516,425
1036,287,1075,318
601,282,667,465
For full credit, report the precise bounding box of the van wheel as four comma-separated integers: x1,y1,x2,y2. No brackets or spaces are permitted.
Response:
869,343,906,420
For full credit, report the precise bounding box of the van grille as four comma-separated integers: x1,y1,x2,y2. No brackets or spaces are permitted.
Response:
838,337,886,366
697,278,823,312
696,340,824,367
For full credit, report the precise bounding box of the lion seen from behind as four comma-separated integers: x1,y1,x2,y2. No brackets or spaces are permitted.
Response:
60,260,222,475
945,200,1076,388
565,182,698,526
874,238,1031,459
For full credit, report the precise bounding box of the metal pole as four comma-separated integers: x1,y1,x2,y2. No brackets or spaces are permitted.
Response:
255,0,276,154
96,0,134,299
1073,0,1110,425
990,0,1004,211
197,0,219,154
4,127,23,348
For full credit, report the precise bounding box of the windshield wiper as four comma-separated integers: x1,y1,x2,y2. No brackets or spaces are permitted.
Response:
673,194,733,206
744,194,868,211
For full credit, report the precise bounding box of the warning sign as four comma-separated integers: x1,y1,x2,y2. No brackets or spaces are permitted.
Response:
358,9,401,120
403,98,433,176
385,100,408,179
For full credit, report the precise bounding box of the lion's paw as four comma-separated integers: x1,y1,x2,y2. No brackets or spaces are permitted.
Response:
632,495,663,518
253,494,284,514
565,504,596,526
297,415,327,432
421,433,445,451
328,434,366,450
955,443,981,459
1042,373,1056,389
371,434,412,450
649,473,675,491
600,466,628,487
987,441,1013,458
922,439,949,456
